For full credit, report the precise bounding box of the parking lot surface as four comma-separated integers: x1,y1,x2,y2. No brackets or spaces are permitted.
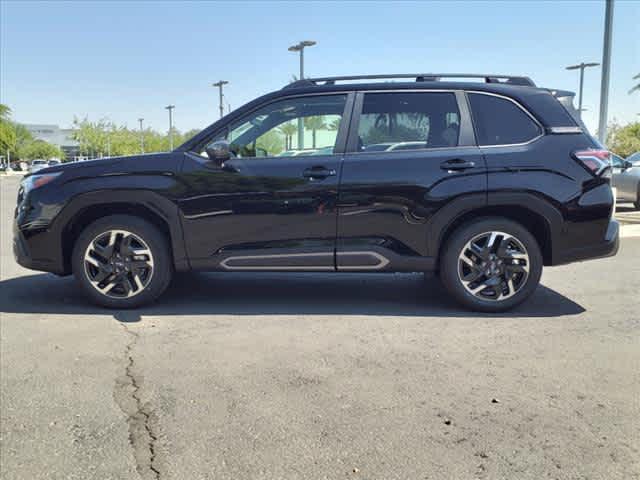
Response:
1,175,639,479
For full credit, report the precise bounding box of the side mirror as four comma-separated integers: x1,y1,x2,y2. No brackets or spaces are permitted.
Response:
205,140,231,165
623,160,633,169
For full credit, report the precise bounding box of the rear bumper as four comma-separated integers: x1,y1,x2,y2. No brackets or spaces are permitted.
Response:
554,219,619,265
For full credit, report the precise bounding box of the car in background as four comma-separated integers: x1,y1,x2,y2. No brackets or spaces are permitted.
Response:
612,153,640,209
626,152,640,165
48,159,61,167
29,159,49,173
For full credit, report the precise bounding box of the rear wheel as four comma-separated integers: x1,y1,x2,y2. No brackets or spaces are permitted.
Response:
72,215,173,308
439,217,543,312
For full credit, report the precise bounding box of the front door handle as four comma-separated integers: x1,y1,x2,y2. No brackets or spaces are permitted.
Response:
440,159,476,171
303,166,336,180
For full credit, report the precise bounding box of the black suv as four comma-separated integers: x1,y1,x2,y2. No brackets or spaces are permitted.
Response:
13,73,619,312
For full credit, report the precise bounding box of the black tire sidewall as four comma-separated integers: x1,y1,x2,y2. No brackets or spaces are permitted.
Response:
440,217,543,313
72,215,173,309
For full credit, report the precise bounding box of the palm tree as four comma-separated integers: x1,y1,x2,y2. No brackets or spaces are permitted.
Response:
327,118,341,131
630,73,640,94
0,104,11,120
278,122,297,150
303,116,327,149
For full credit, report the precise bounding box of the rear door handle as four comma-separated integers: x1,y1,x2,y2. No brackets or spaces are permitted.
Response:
303,166,336,180
440,159,476,171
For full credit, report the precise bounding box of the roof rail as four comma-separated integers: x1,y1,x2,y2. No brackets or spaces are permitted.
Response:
284,73,536,89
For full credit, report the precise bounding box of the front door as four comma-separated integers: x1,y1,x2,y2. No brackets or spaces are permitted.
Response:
336,90,486,271
177,93,353,271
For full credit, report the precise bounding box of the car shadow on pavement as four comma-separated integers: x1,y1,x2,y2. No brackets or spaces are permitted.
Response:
0,271,585,322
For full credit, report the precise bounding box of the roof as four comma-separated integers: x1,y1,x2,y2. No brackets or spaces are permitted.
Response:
179,74,577,152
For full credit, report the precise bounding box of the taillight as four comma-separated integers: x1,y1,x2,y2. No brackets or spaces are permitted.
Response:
572,149,611,177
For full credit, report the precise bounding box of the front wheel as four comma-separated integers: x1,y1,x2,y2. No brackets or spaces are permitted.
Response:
439,218,543,312
72,215,173,308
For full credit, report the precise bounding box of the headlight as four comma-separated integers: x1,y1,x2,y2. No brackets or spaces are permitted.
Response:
22,172,62,193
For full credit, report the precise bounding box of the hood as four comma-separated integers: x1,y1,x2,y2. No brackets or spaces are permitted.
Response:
36,152,180,177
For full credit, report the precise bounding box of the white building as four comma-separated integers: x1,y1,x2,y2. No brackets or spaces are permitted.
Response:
22,124,80,159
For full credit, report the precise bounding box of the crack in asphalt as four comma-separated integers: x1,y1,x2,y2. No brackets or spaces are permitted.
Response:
114,323,161,480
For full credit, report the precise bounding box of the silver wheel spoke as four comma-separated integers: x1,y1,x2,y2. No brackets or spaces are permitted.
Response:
458,230,530,303
470,282,490,294
84,229,154,300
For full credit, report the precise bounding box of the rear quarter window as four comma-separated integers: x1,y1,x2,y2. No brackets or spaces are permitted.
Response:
468,93,542,146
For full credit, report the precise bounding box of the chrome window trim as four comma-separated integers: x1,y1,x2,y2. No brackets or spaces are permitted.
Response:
466,90,545,148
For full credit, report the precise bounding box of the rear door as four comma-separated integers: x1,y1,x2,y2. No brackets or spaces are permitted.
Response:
336,90,486,271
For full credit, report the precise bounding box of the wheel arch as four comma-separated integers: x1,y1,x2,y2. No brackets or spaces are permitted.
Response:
430,193,563,266
56,191,190,275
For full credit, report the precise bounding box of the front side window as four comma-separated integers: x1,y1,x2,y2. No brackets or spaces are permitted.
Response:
468,92,542,146
206,95,347,158
357,92,460,152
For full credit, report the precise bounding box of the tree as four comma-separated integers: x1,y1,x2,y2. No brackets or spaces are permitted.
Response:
607,121,640,158
630,73,640,94
0,104,17,156
20,139,62,160
256,130,284,156
278,122,297,150
13,123,35,159
304,116,327,149
327,118,341,131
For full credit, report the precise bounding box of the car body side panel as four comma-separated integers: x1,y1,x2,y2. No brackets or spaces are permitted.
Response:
336,146,487,269
14,153,188,275
485,134,614,264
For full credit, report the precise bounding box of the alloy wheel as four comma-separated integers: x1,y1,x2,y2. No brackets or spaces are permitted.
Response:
83,229,154,298
457,231,530,302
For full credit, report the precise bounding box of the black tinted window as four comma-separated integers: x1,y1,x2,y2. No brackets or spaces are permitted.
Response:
357,92,460,151
468,93,541,145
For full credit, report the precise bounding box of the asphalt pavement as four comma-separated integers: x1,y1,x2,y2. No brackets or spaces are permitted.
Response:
1,175,638,480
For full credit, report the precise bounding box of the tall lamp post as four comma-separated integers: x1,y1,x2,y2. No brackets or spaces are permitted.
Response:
288,40,316,150
165,105,175,150
212,80,229,119
598,0,615,143
566,62,600,117
138,118,144,154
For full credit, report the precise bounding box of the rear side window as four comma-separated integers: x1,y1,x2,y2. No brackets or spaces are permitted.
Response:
357,92,460,152
468,93,541,146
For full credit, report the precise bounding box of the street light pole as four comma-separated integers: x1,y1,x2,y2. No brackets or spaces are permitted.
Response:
598,0,615,143
165,105,175,150
138,118,144,154
212,81,229,119
566,62,600,116
288,40,316,150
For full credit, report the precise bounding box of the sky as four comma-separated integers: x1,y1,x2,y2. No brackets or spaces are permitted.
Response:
1,0,638,135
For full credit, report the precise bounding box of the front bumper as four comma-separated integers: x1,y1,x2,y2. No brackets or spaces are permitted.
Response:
554,219,619,265
13,218,66,275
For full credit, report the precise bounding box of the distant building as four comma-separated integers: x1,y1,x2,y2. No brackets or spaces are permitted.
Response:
22,124,80,159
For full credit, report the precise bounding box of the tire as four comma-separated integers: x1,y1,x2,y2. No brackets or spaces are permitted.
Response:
72,215,173,308
634,185,640,210
439,217,543,313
